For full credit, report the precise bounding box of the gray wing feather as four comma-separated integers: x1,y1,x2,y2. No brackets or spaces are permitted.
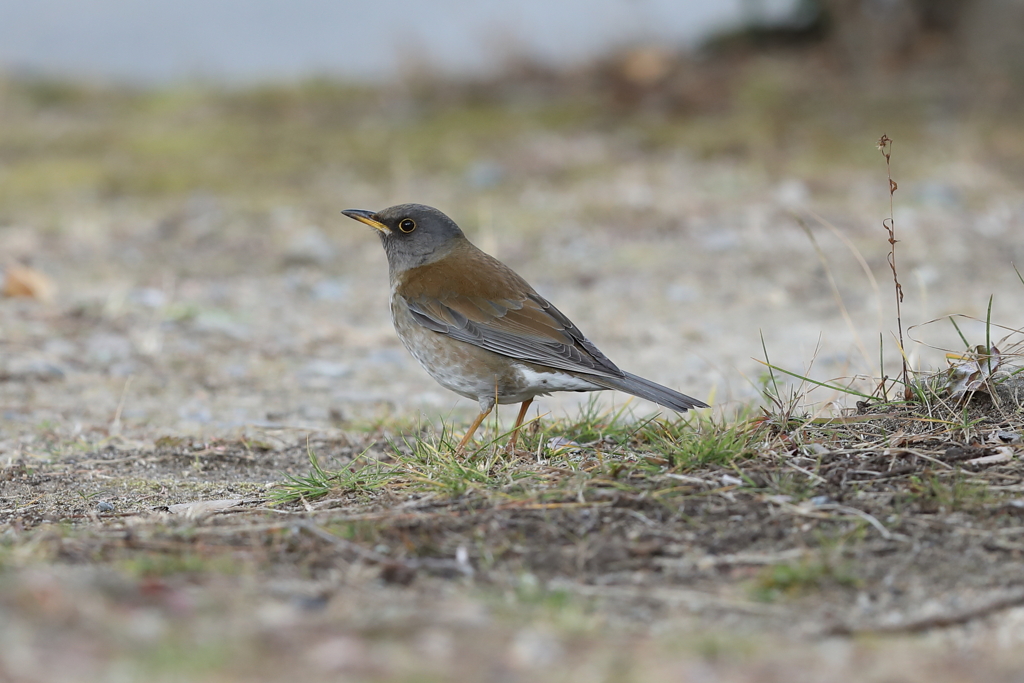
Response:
405,294,625,379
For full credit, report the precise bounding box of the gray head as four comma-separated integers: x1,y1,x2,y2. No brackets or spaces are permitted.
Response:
342,203,467,273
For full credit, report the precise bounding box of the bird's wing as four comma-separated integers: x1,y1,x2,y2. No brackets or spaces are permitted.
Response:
404,291,625,379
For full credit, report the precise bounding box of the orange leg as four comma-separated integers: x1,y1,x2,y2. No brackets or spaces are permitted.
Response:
457,404,494,453
506,398,534,453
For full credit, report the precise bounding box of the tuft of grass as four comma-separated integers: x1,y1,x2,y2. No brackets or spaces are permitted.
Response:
632,415,756,468
384,424,542,499
271,448,336,503
271,400,764,513
507,395,635,453
270,441,388,504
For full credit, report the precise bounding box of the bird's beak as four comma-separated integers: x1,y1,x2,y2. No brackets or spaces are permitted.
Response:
341,209,391,234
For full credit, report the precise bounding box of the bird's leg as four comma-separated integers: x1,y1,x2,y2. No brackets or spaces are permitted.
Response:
506,398,534,453
457,404,494,453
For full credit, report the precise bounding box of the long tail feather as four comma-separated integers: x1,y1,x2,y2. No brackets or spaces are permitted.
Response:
591,372,708,412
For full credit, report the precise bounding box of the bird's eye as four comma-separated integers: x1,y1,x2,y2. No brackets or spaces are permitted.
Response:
398,218,416,233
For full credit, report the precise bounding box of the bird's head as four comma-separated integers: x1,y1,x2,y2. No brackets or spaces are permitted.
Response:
342,203,466,272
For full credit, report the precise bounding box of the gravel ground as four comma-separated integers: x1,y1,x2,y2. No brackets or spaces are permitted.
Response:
3,74,1024,681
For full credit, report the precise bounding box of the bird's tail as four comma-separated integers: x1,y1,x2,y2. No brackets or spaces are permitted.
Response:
591,372,708,412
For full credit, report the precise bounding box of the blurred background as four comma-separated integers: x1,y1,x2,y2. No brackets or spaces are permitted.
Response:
2,0,1024,440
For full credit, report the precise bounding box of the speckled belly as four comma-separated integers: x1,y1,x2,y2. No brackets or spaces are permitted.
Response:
390,295,601,409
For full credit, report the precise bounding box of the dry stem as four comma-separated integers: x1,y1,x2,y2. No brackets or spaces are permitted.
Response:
878,134,910,399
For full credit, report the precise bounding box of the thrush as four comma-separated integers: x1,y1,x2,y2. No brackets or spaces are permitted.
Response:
342,203,707,452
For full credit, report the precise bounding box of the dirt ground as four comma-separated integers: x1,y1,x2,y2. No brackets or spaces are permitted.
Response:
5,404,1024,682
3,65,1024,680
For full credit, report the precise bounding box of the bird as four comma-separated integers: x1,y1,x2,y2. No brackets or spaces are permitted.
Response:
342,203,707,452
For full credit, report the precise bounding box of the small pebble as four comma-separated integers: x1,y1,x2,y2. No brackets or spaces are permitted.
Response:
802,443,829,456
996,431,1021,444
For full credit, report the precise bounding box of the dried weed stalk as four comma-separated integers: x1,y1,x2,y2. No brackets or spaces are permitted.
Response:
877,134,911,399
